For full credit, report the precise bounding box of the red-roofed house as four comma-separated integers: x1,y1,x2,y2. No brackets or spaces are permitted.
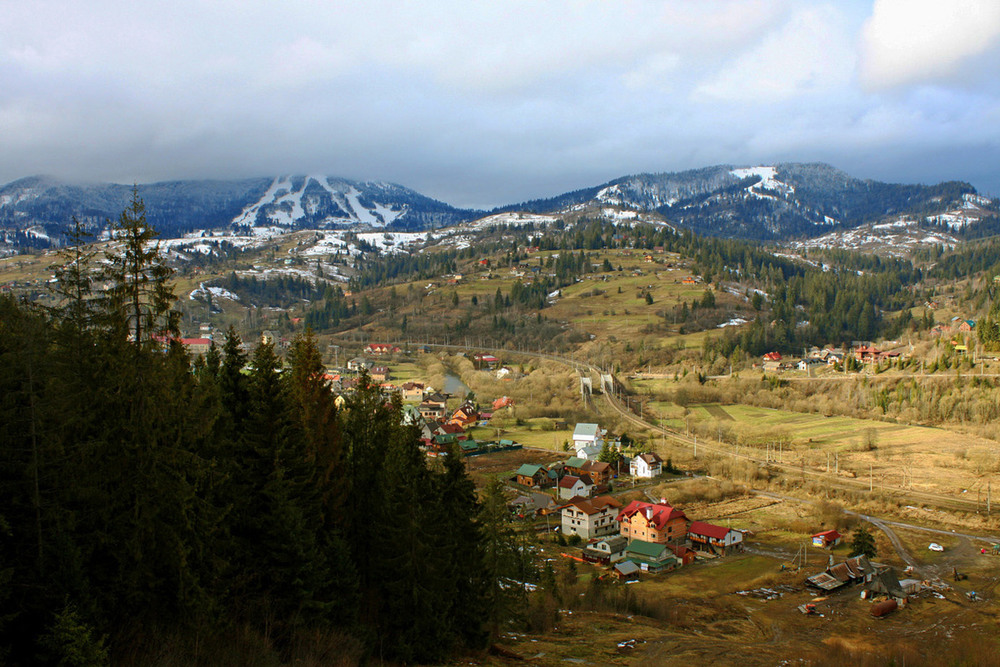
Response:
812,530,842,548
558,475,595,500
617,501,688,544
449,403,480,428
688,521,744,555
762,352,782,362
365,343,401,356
493,396,515,410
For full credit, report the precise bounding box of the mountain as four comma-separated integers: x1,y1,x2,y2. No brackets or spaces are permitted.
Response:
0,174,480,248
500,162,998,241
2,164,997,254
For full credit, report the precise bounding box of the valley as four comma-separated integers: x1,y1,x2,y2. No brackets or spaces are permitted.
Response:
3,168,1000,665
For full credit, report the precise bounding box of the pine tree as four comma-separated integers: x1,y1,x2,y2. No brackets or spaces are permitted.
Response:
850,525,878,559
100,187,178,347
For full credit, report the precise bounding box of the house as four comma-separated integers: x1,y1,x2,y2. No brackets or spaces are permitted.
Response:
510,492,558,517
449,402,480,428
625,539,681,573
561,495,622,539
812,530,842,548
617,500,688,544
580,460,613,485
688,521,744,555
401,382,426,401
365,343,400,356
630,452,663,478
473,353,500,368
959,319,976,332
347,357,371,372
582,535,628,564
666,543,697,566
370,365,391,382
558,474,595,500
854,345,881,363
762,351,782,362
419,394,448,421
492,396,515,410
572,423,605,461
419,403,447,421
563,457,588,475
516,464,550,488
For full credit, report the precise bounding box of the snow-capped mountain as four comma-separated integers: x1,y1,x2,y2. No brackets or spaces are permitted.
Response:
499,162,998,241
0,174,478,249
1,164,997,255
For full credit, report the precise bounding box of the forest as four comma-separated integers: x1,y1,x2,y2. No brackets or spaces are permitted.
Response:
0,196,531,665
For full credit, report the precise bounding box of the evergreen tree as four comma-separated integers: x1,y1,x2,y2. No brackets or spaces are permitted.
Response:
850,525,878,559
100,187,178,346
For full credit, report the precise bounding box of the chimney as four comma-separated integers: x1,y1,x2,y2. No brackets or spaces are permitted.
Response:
645,507,653,520
660,498,667,505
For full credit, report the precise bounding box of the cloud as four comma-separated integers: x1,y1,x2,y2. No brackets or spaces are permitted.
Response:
0,1,999,204
860,0,1000,89
693,5,855,102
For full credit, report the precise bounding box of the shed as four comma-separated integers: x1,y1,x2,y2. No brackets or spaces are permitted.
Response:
614,560,640,581
812,530,842,548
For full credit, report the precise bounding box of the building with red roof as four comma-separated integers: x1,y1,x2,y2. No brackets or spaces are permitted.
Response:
688,521,744,555
616,500,688,544
812,530,842,548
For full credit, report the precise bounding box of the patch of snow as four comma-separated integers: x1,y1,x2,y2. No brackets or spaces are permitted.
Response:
189,283,240,301
730,166,795,201
718,317,748,328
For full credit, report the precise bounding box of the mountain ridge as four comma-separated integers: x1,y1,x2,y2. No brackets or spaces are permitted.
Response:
1,163,997,252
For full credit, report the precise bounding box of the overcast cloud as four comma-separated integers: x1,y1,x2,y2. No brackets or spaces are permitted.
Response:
2,0,999,207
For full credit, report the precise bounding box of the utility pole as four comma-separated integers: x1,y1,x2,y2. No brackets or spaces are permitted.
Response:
870,463,873,492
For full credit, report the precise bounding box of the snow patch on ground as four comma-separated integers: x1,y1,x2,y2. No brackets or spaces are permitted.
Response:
730,166,795,203
189,283,240,301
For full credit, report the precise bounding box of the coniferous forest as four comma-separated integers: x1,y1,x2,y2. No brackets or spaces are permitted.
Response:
0,195,521,665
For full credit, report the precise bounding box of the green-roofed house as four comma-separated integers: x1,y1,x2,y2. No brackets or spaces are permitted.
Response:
626,539,681,574
516,464,551,488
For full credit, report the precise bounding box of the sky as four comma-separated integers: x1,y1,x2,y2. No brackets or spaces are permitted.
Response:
2,0,1000,208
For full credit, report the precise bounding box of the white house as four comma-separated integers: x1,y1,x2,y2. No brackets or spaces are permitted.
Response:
558,474,594,500
582,535,628,564
561,495,622,539
630,452,663,478
573,423,604,461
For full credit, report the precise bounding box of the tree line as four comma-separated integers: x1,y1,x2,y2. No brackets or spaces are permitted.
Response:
0,194,530,665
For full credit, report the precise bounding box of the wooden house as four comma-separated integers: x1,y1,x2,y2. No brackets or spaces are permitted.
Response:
516,464,550,488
